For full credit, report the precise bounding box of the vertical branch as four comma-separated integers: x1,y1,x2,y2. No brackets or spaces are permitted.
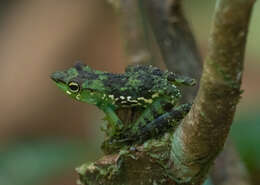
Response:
171,0,255,184
107,0,152,65
143,0,202,102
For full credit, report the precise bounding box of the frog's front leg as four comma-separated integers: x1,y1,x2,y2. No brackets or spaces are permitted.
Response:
101,106,124,136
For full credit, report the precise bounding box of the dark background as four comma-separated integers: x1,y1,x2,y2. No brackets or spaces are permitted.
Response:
0,1,259,185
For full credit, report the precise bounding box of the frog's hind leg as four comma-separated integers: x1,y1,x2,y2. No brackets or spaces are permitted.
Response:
109,98,169,144
128,103,191,143
130,98,172,135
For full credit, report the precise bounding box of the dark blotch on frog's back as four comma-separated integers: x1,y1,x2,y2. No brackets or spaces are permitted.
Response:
74,61,84,71
103,74,129,97
70,62,99,85
125,64,163,76
103,66,162,100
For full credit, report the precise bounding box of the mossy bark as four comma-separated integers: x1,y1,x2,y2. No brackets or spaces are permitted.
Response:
77,134,177,185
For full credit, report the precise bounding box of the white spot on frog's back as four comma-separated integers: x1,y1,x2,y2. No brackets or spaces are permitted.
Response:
137,97,153,104
152,93,159,98
128,99,138,103
120,96,125,100
108,95,115,99
66,90,72,95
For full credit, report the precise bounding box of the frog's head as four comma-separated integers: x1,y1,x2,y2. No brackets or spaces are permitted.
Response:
51,62,108,105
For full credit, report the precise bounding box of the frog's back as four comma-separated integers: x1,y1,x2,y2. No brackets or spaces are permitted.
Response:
103,65,180,107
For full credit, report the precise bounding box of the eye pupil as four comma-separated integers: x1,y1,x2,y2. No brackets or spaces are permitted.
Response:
70,85,78,91
68,82,80,92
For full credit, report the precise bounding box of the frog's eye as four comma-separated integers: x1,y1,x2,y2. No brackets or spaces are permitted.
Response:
68,81,80,93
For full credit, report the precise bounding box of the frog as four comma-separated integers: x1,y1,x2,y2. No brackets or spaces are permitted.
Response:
51,62,195,144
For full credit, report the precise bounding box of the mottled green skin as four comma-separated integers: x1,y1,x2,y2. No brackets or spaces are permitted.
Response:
51,62,195,143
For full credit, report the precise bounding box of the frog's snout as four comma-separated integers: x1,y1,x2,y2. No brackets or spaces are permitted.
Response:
50,71,66,83
50,72,58,82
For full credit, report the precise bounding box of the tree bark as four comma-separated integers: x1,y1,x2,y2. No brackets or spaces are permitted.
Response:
171,0,255,184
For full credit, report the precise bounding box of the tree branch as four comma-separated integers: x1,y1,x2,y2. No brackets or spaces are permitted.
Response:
171,0,255,184
77,135,178,185
143,0,202,102
107,0,152,65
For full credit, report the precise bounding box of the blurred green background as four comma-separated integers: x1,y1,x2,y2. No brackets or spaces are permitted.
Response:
0,1,259,185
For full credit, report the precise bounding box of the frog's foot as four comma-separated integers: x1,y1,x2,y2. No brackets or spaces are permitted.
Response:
101,131,135,153
166,71,196,86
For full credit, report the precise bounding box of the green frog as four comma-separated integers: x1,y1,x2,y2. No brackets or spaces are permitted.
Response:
51,62,195,145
